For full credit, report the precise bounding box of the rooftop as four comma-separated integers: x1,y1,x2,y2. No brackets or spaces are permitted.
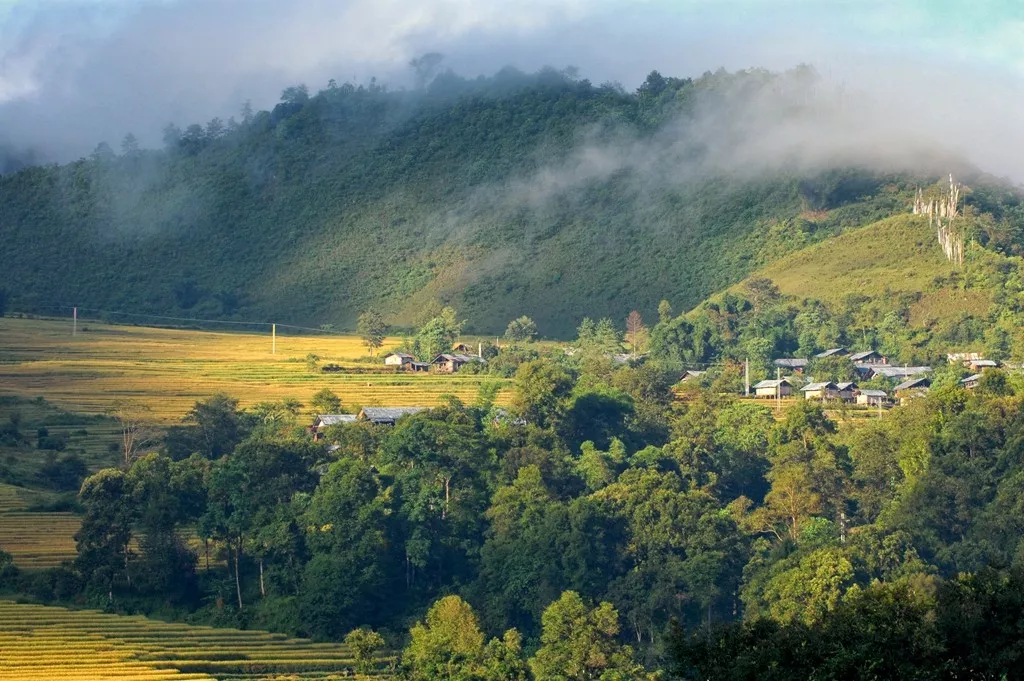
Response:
359,407,427,423
858,389,888,397
314,414,357,427
894,376,931,391
754,379,790,389
802,382,836,391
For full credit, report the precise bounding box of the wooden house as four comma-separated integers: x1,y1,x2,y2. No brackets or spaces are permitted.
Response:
679,370,706,383
849,350,886,365
814,348,848,359
452,343,476,354
801,381,839,400
773,358,809,373
961,373,983,390
835,382,858,402
753,379,792,398
967,359,999,372
310,414,357,440
894,376,931,404
431,353,486,373
856,389,888,407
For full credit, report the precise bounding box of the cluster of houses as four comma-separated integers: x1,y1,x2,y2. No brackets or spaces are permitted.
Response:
310,406,427,439
384,343,487,374
692,348,1005,406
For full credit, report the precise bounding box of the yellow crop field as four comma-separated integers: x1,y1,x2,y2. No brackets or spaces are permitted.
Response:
0,600,392,680
0,317,510,423
0,512,80,569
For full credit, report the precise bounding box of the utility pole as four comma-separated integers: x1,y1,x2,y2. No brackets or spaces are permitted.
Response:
744,358,750,397
776,366,781,412
72,307,77,336
272,323,276,355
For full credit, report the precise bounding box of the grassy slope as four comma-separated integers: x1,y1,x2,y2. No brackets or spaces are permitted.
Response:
741,214,993,327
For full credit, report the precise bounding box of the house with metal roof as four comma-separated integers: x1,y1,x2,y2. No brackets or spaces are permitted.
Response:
384,352,429,372
679,370,706,383
849,350,886,364
814,348,848,359
835,382,858,401
856,389,889,407
801,381,839,400
310,414,357,440
894,376,932,392
773,358,809,373
961,373,983,390
752,378,792,398
357,407,427,425
431,353,487,373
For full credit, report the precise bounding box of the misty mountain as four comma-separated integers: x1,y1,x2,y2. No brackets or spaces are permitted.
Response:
1,66,1022,337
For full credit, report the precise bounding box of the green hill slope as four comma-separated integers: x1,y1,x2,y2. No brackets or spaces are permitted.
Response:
750,214,993,328
0,67,1021,337
648,211,1024,370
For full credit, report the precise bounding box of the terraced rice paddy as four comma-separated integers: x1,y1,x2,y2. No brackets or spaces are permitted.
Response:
0,600,392,679
0,512,80,569
0,483,46,512
0,317,509,423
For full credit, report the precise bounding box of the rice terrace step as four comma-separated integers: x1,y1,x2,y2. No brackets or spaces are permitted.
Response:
0,600,394,680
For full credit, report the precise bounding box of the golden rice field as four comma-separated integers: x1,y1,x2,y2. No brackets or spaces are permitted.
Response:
0,512,80,569
0,317,510,423
0,600,393,680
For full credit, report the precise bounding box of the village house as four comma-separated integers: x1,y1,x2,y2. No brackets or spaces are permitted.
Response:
384,352,414,367
310,414,357,440
894,376,931,404
849,350,887,365
856,389,889,407
357,407,426,425
452,342,477,354
679,370,706,383
961,373,983,390
431,353,487,373
835,382,858,402
384,352,430,372
967,359,999,372
773,358,808,373
801,381,839,400
753,378,792,398
815,348,848,359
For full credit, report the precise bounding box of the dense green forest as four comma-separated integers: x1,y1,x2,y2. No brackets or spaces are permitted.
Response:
3,64,1023,336
3,325,1024,677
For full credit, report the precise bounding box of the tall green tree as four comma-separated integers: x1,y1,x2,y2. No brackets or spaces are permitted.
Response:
358,309,387,357
505,316,538,344
529,591,648,681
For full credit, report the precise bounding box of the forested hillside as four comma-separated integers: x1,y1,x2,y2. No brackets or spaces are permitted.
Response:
5,65,1021,336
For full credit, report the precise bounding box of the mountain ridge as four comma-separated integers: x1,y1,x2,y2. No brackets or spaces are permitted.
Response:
1,66,1022,338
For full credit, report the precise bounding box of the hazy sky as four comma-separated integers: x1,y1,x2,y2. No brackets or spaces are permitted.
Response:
1,0,1023,176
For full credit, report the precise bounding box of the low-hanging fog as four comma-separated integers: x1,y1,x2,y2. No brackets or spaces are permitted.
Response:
1,0,1024,182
